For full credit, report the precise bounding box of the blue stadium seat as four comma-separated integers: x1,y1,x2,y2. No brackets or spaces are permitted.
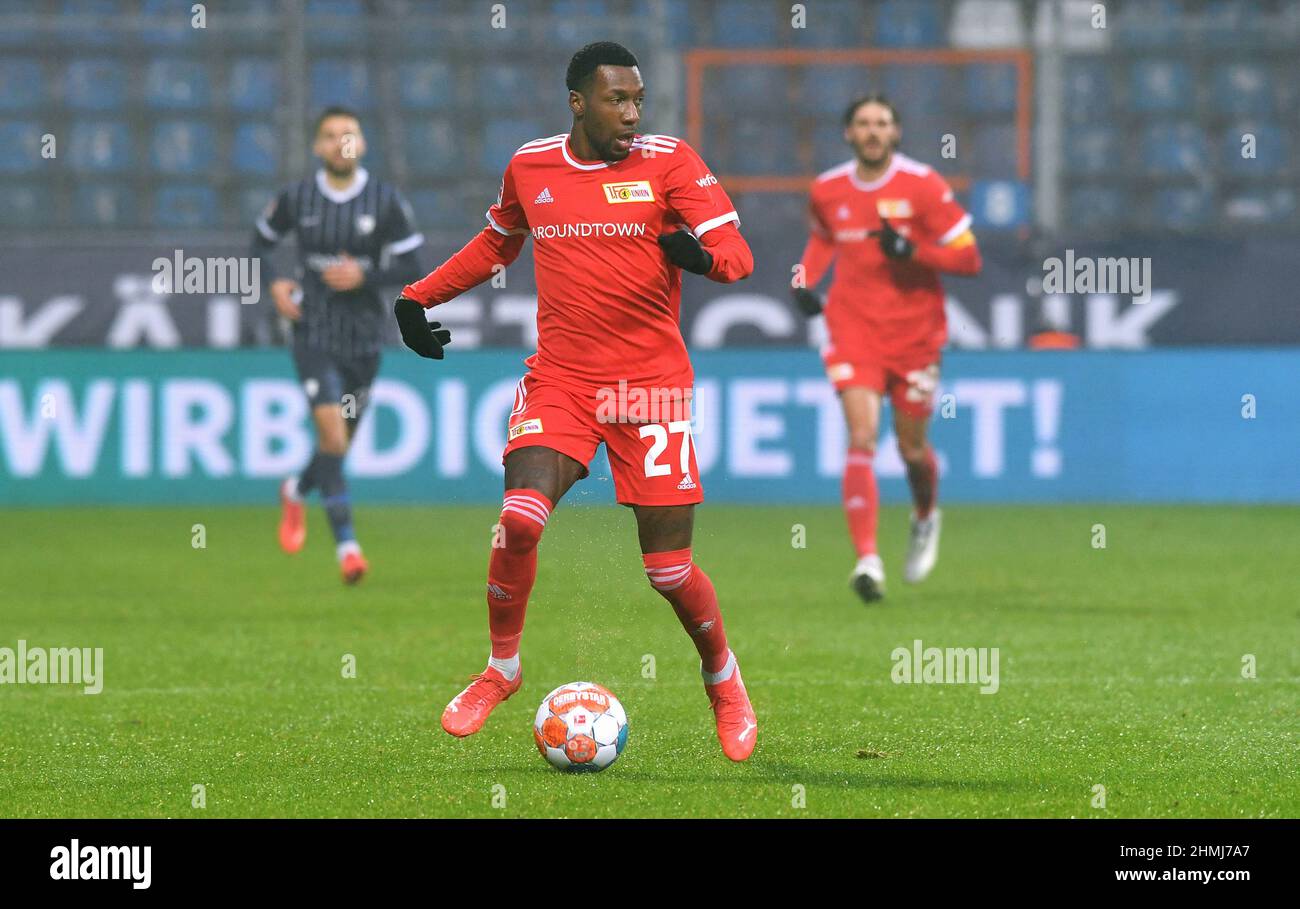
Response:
154,184,218,228
968,180,1030,229
1151,186,1213,230
66,59,126,110
1063,59,1114,123
799,66,872,116
628,0,695,46
880,65,947,118
970,123,1018,179
238,185,277,227
0,0,40,48
707,66,789,117
791,0,867,47
146,60,212,111
479,64,541,113
398,61,456,111
60,0,123,47
1211,63,1275,117
232,123,278,175
1065,126,1119,176
311,60,373,110
1220,123,1286,177
724,119,798,176
152,121,217,174
1200,0,1264,48
69,121,133,172
404,119,461,177
711,0,779,47
0,61,45,112
409,186,481,230
0,122,43,173
547,0,611,47
1141,123,1209,175
1129,60,1193,114
483,118,543,176
900,119,949,161
964,63,1018,115
1222,187,1296,226
873,0,943,47
74,182,136,227
229,59,279,113
1117,0,1185,48
0,183,50,228
1066,185,1124,232
139,0,203,46
812,127,851,172
306,0,366,50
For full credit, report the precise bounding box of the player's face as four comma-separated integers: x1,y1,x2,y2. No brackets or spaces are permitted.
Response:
313,115,366,176
844,102,899,168
573,65,644,161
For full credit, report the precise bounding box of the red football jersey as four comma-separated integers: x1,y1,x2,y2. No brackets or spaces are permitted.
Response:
807,153,971,358
486,133,740,391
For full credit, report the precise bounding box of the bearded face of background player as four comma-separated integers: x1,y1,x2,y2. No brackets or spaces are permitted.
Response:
844,101,900,170
568,64,644,161
314,113,366,178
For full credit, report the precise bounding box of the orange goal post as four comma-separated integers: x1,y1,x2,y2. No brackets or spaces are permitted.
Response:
684,47,1033,194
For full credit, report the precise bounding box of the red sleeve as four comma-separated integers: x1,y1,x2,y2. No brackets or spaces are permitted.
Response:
917,170,972,247
699,221,753,284
795,193,836,288
401,158,529,306
908,169,980,276
912,237,981,276
663,140,741,240
401,227,525,306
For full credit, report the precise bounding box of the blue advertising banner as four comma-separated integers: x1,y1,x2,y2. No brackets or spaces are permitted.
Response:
1,349,1295,505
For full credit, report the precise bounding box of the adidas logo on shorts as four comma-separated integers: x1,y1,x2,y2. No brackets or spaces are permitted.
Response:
676,472,697,491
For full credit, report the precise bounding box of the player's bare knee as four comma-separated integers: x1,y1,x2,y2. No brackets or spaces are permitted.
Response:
848,434,877,454
897,440,928,464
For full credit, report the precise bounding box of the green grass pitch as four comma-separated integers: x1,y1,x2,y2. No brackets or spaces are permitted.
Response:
1,502,1295,818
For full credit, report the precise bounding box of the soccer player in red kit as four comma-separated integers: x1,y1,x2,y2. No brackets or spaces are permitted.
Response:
792,94,982,604
392,43,759,760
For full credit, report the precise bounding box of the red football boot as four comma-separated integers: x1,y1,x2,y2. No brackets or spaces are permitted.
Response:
278,478,306,554
441,665,523,737
705,652,758,761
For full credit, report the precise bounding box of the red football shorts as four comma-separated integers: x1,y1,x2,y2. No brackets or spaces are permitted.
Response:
821,342,941,419
502,374,703,507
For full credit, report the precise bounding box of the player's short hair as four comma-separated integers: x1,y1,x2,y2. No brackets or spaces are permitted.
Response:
314,105,362,135
565,41,639,94
843,93,901,127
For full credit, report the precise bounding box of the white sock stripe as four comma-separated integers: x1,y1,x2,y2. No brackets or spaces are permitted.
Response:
502,494,550,520
503,492,549,512
501,503,548,527
646,564,691,580
652,577,689,591
646,566,692,589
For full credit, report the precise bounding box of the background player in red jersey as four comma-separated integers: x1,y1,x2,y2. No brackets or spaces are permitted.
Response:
793,94,982,604
393,43,759,760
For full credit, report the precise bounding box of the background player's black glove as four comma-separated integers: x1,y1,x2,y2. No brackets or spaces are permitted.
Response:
792,288,823,316
657,229,713,275
871,217,914,260
394,295,451,360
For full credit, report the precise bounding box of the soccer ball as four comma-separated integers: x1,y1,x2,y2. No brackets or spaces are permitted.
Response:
533,681,628,772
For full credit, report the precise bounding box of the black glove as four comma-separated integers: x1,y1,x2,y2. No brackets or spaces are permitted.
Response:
792,288,823,316
657,229,713,275
871,217,914,260
394,295,451,360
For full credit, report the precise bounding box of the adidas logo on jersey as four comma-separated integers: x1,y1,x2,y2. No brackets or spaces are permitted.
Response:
676,472,697,491
534,187,554,205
